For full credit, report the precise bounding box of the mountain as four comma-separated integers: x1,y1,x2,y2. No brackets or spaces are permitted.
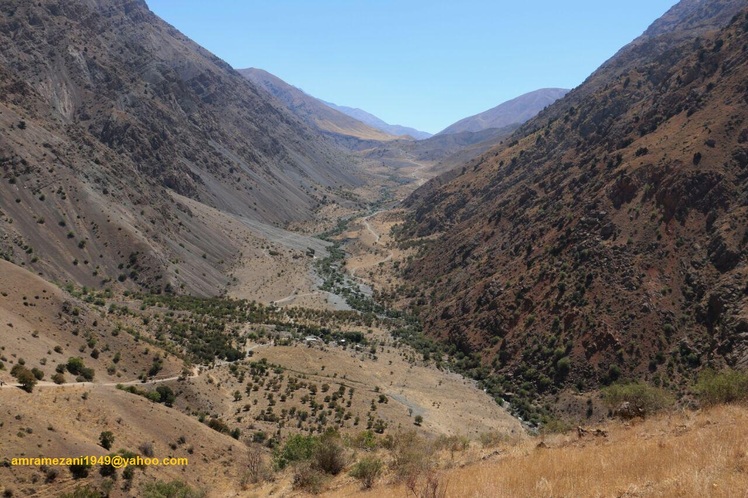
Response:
238,68,397,142
437,88,569,135
0,0,363,295
323,101,433,140
399,1,748,422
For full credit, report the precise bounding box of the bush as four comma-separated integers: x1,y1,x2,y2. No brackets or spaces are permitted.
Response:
69,462,92,479
390,431,433,483
99,431,115,450
59,486,100,498
275,434,318,470
313,432,347,475
141,480,204,498
66,357,94,381
292,462,325,494
350,457,383,489
139,441,155,457
694,369,748,406
602,382,674,418
240,446,267,487
11,365,37,392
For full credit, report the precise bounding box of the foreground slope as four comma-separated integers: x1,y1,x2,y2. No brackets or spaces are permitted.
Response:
333,404,748,498
437,88,569,135
0,0,361,295
401,2,748,419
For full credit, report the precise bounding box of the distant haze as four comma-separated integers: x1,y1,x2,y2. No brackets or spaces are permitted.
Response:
323,101,433,140
146,0,679,133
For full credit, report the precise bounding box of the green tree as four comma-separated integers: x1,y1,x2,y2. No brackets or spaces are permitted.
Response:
11,364,37,393
156,385,176,406
99,431,115,450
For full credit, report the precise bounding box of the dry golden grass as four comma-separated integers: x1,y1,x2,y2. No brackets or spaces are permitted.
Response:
329,404,748,498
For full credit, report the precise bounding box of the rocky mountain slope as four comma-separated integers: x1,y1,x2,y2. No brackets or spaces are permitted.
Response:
400,1,748,420
0,0,363,295
323,101,433,140
437,88,569,135
239,68,397,142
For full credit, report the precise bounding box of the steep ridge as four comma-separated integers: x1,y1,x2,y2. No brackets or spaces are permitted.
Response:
323,100,433,140
437,88,569,136
239,68,398,142
0,0,362,294
401,2,748,420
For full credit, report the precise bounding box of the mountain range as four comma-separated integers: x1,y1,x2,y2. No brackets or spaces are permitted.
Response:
2,0,748,495
0,0,362,296
238,68,399,142
437,88,569,135
322,100,433,140
401,0,748,422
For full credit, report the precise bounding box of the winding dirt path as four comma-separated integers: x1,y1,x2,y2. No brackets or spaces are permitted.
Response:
349,211,394,278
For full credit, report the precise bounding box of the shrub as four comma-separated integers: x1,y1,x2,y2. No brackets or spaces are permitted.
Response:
44,467,59,483
11,365,37,393
69,462,92,479
313,432,347,475
52,372,66,384
139,441,155,457
350,457,383,489
141,480,205,498
99,431,115,450
240,446,267,487
30,367,44,380
156,385,176,406
602,382,674,418
390,431,433,483
292,462,325,494
694,369,748,406
59,486,100,498
275,434,318,470
66,357,94,381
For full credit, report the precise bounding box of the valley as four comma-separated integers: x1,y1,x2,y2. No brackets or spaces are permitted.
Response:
2,0,748,496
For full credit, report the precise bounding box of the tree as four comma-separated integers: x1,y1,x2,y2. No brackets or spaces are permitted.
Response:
67,357,94,381
11,365,37,393
69,462,91,479
99,431,115,450
156,385,176,406
414,415,424,426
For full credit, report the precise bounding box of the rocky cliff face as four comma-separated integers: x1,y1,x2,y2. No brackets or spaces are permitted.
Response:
0,0,361,294
400,3,748,420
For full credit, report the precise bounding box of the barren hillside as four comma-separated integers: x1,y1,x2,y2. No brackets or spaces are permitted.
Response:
400,2,748,422
0,0,363,295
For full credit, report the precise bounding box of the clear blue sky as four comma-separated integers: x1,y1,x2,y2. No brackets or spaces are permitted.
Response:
146,0,678,134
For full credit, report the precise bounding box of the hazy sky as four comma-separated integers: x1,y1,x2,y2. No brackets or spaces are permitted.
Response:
146,0,678,134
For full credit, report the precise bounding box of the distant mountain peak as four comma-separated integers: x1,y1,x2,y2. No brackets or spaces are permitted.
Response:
239,68,399,142
322,101,433,140
437,88,569,136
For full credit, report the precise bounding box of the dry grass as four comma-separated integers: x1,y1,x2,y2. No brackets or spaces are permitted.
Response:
330,404,748,498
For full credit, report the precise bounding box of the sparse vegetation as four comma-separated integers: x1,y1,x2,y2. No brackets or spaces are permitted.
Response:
350,456,383,489
694,368,748,406
602,382,674,418
141,480,204,498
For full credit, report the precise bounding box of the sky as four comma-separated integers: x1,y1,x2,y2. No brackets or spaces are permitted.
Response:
146,1,679,134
